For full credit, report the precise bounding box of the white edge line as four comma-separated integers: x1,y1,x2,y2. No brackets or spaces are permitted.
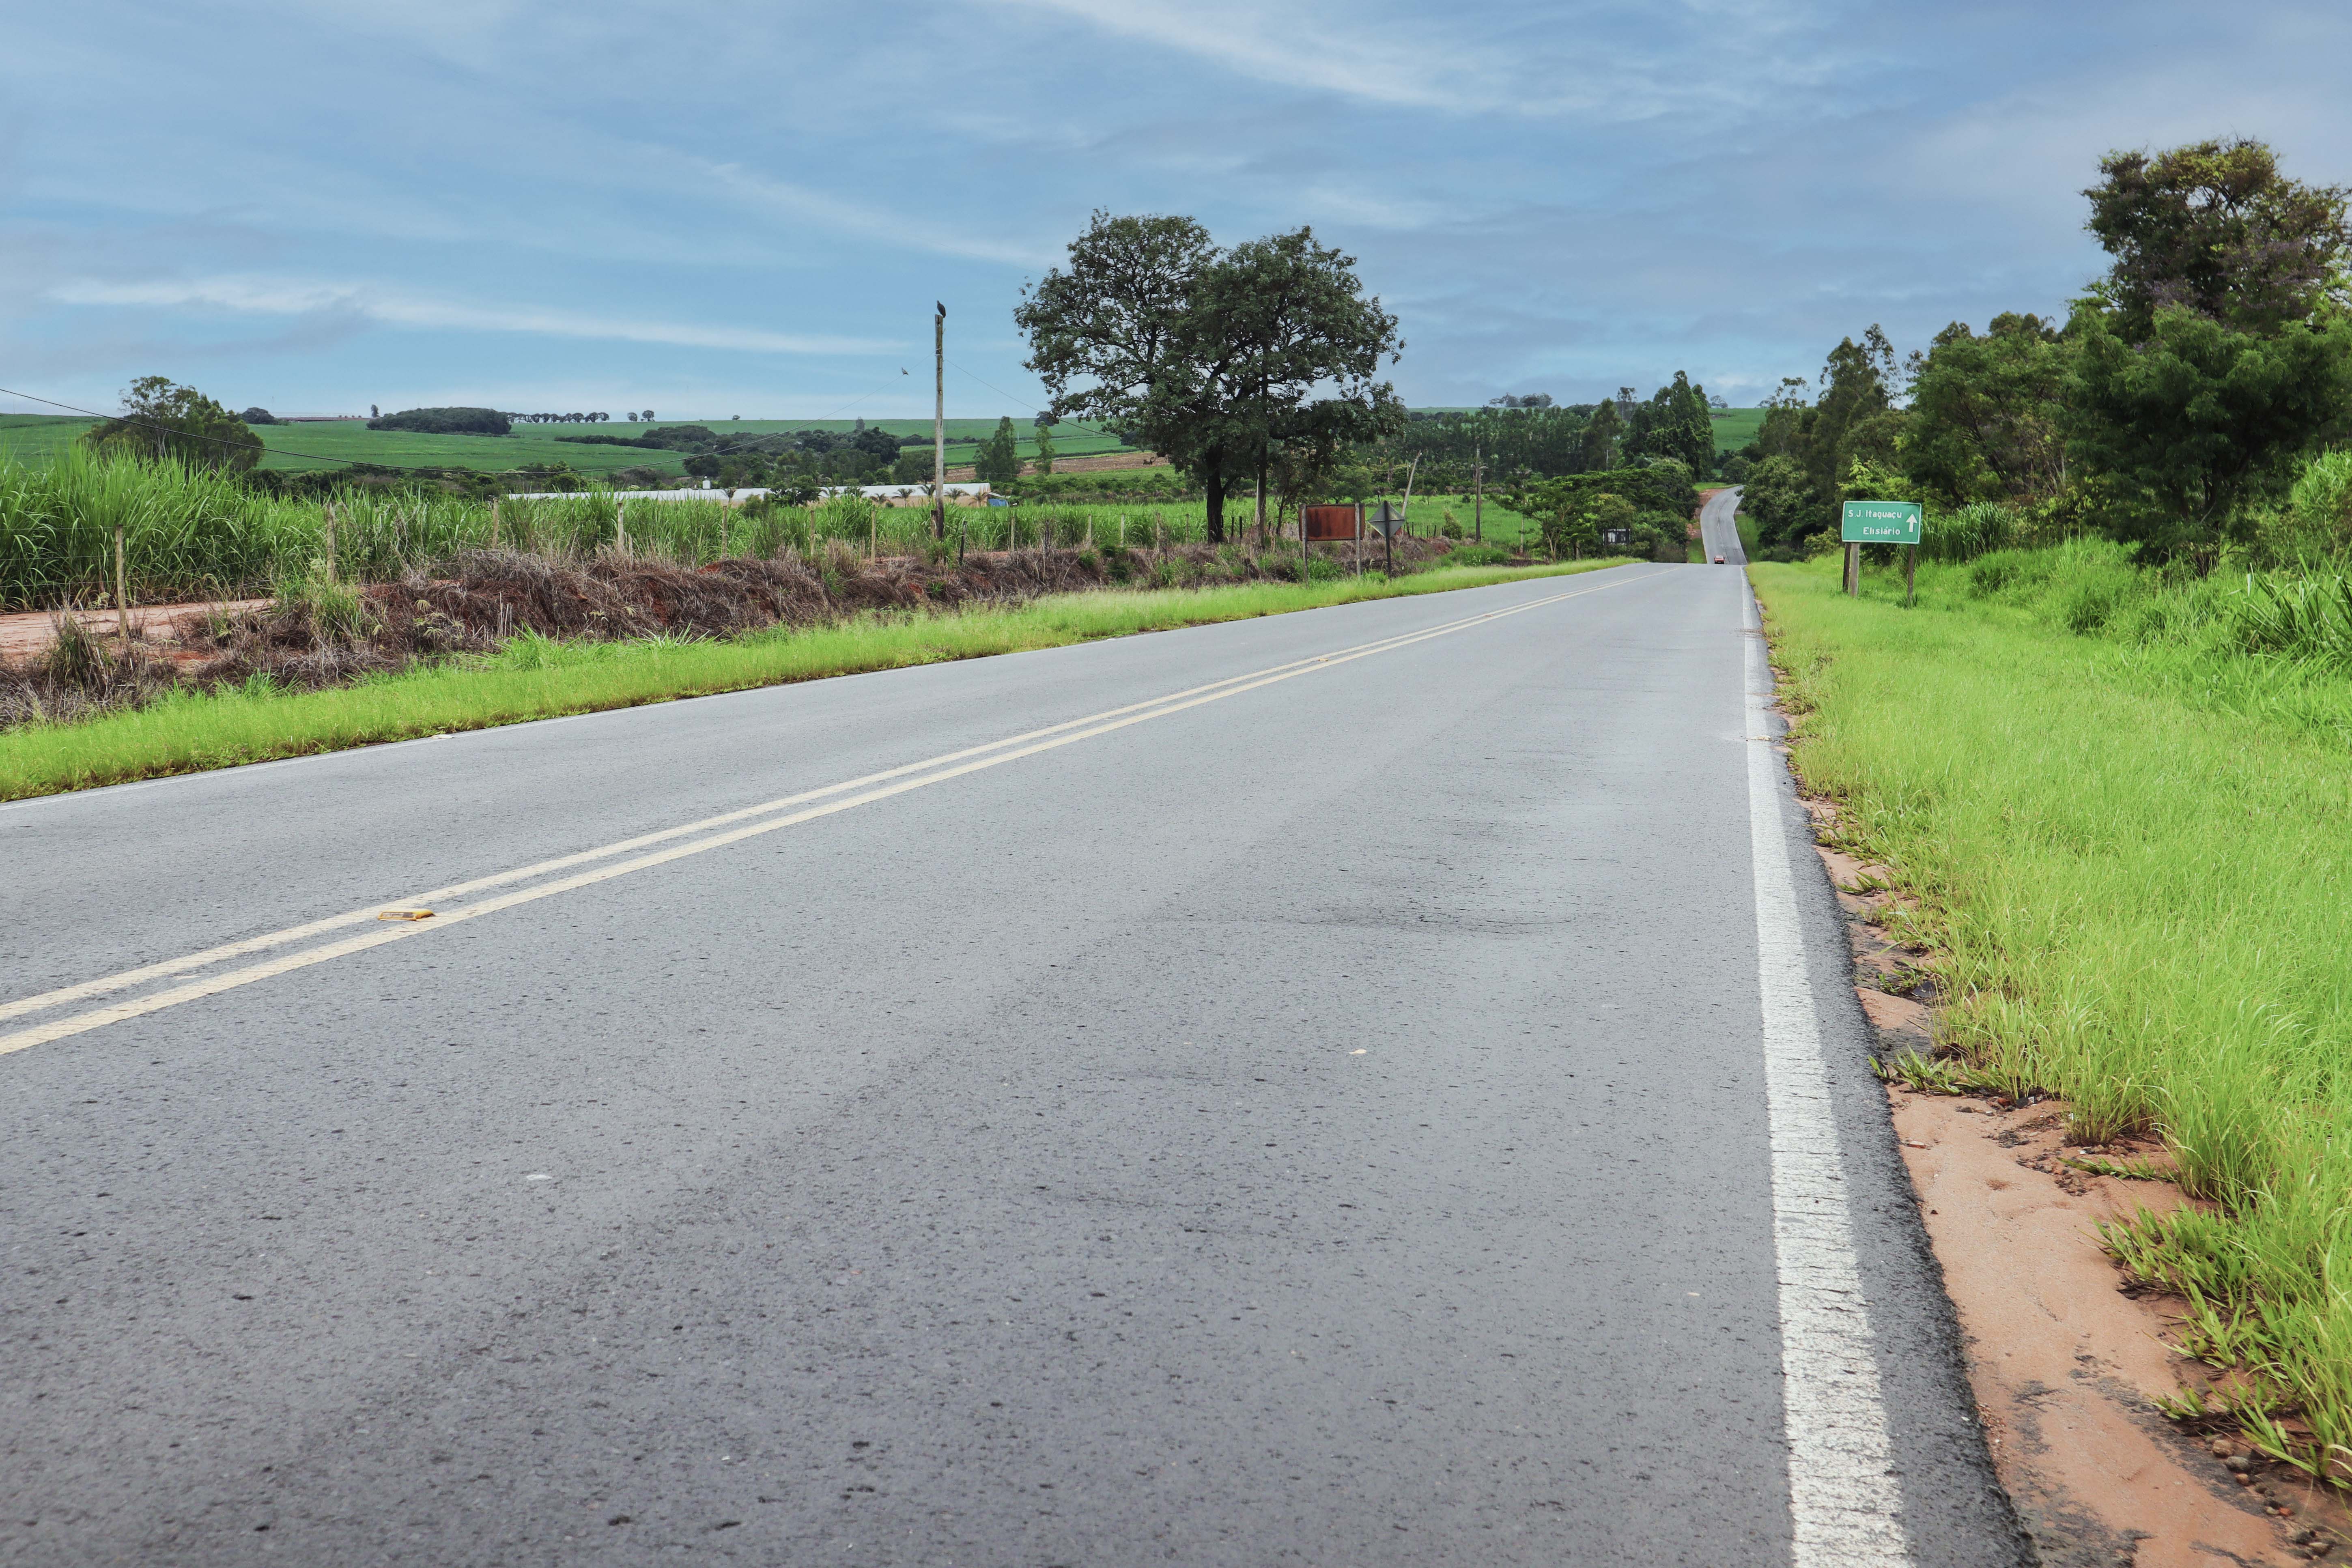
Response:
1743,580,1911,1565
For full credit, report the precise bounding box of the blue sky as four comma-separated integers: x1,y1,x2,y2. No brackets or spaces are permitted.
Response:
4,1,2348,421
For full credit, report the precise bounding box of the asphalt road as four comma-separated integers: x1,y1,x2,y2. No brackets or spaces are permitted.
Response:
0,564,2022,1566
1702,486,1748,565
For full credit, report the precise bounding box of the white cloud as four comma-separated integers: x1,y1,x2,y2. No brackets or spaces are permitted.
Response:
47,276,895,356
697,163,1061,269
1298,183,1453,230
988,0,1539,114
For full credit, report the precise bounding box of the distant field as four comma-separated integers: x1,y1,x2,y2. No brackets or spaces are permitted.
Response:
0,414,1134,477
1711,407,1766,452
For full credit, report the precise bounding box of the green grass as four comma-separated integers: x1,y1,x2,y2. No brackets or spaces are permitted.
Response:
0,414,1136,480
1753,550,2352,1480
1710,407,1765,452
1360,493,1547,550
0,559,1620,800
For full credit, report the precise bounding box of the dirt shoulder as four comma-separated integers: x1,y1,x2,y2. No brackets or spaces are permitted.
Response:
0,601,267,665
1813,819,2346,1567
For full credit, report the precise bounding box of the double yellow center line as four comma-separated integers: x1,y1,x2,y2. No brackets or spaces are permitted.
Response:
0,570,1664,1058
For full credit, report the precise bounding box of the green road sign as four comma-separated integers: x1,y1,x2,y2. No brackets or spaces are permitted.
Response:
1842,500,1922,545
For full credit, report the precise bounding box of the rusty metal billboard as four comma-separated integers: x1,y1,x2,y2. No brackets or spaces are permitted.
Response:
1303,504,1360,542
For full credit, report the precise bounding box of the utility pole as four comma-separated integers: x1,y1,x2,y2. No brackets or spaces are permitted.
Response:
932,302,947,541
1472,445,1483,542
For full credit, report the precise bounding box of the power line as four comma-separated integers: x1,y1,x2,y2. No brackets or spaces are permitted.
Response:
942,357,1128,447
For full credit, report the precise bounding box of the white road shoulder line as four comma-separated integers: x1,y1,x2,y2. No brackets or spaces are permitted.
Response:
1743,583,1912,1566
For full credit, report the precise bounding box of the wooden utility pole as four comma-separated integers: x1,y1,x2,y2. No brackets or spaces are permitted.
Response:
932,303,947,541
1472,446,1483,542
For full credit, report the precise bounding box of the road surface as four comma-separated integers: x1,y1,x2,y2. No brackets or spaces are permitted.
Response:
0,564,2022,1566
1702,485,1748,565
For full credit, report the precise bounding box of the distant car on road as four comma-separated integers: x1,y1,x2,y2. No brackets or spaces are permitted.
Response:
1713,554,1726,564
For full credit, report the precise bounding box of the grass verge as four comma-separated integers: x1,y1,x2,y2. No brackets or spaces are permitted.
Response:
0,559,1618,801
1752,555,2352,1481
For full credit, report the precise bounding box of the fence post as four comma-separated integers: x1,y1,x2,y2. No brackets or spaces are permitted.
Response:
115,521,130,643
616,497,629,557
323,501,339,584
488,497,501,549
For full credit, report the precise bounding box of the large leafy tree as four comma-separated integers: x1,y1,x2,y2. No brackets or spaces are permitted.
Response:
2085,138,2352,339
2069,138,2352,555
2069,304,2352,553
1017,212,1402,541
81,376,260,472
1901,313,2074,505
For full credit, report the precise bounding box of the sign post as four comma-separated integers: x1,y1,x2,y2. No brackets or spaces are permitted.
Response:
1839,500,1922,602
1370,499,1400,574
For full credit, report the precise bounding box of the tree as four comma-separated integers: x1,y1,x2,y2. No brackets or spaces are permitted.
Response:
1577,397,1622,470
1623,372,1713,473
1737,456,1818,551
81,376,259,472
2068,302,2352,555
1751,378,1810,459
1018,211,1401,542
368,406,512,436
1032,416,1056,475
1900,314,2073,506
2068,138,2352,555
973,417,1022,485
2085,137,2352,340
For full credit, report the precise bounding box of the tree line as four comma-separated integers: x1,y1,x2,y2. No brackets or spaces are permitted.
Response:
1736,137,2352,564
